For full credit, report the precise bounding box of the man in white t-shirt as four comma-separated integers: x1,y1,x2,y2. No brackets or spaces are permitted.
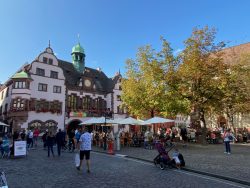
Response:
27,130,34,149
76,127,92,173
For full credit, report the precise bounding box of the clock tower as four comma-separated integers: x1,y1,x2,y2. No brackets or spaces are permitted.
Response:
71,42,85,73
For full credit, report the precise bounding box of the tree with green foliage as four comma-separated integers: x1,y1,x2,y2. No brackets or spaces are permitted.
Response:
217,53,250,128
121,39,187,118
170,27,227,144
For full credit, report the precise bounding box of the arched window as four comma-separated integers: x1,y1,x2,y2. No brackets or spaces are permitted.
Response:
82,97,87,110
68,95,77,110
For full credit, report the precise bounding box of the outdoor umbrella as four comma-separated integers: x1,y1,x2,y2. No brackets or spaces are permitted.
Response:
117,117,144,125
108,118,125,124
79,117,113,125
143,117,175,133
0,121,9,126
144,117,175,124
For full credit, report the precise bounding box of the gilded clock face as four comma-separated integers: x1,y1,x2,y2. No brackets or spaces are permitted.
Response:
84,79,91,87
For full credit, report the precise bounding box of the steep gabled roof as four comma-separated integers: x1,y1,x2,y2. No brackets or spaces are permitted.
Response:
58,59,114,93
222,42,250,64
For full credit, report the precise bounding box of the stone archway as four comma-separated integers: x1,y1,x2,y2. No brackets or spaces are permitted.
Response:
28,120,58,134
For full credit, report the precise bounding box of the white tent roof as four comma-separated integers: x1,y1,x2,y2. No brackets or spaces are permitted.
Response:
144,117,175,124
0,121,9,127
80,117,113,125
117,117,144,125
108,118,125,124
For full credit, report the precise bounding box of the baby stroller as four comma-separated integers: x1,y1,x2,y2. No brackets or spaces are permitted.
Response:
153,142,175,170
0,171,8,188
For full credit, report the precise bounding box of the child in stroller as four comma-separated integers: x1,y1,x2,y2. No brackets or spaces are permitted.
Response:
154,142,185,170
172,148,185,169
153,142,175,170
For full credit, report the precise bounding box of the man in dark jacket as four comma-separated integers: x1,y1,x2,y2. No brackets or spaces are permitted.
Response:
42,130,48,150
55,129,64,156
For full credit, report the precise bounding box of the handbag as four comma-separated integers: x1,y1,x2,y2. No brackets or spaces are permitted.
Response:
74,153,80,167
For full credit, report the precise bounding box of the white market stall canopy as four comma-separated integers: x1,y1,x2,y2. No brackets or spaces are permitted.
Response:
79,117,113,125
143,117,175,124
108,118,125,124
0,121,10,127
117,117,144,125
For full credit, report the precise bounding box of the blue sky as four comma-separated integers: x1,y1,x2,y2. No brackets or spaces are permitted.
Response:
1,0,250,83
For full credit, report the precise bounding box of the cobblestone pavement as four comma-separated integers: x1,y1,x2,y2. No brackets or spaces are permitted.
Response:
1,145,248,188
93,143,250,183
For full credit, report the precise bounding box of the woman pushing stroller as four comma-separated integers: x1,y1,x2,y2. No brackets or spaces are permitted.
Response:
154,141,185,170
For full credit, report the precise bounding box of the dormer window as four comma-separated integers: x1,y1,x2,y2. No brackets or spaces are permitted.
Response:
42,57,53,65
43,57,48,63
48,58,53,65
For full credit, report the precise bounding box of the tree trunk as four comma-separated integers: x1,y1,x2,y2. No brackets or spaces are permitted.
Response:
150,110,154,118
226,111,234,131
199,108,207,145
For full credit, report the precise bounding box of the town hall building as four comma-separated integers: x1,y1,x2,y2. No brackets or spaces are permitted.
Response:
0,42,126,132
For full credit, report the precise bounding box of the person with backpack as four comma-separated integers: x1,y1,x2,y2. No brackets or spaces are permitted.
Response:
223,128,237,154
55,129,64,156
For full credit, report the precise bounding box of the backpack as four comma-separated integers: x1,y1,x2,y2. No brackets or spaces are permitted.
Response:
75,132,81,140
228,135,233,141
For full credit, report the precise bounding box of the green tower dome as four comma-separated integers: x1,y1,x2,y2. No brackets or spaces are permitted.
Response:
71,42,85,73
72,43,84,54
12,71,30,79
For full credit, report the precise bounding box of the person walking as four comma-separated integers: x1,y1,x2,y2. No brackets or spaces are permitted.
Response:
144,129,150,149
27,130,34,149
33,128,40,148
75,128,82,144
20,130,26,141
180,127,187,147
68,129,75,152
55,129,64,156
47,132,55,157
42,130,48,150
103,132,107,150
223,129,237,154
76,126,92,173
